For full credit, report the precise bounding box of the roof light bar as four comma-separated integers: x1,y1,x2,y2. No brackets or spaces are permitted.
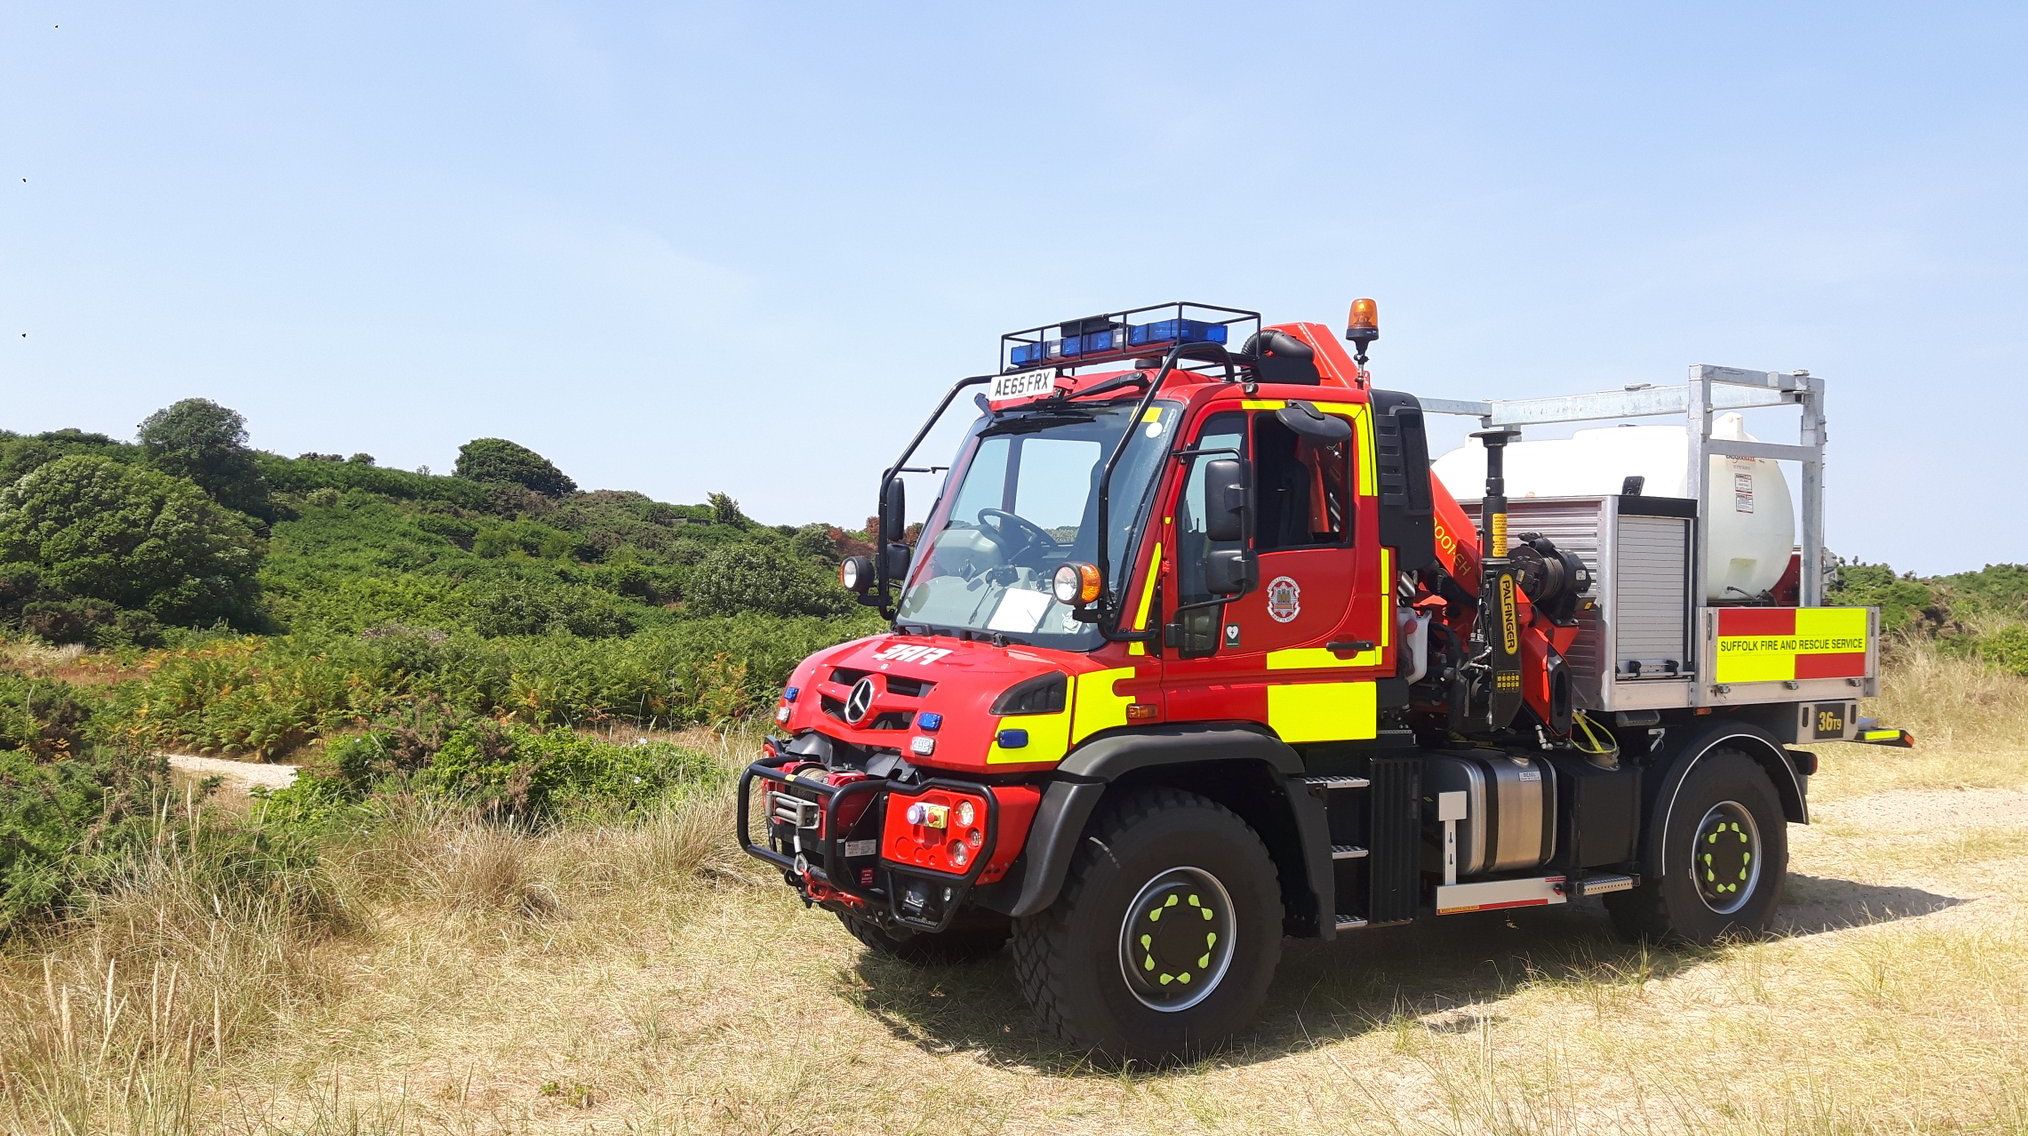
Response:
999,302,1256,375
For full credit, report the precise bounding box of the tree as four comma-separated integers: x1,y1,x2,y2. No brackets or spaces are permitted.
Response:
707,491,747,527
138,398,274,521
452,438,576,496
0,455,262,627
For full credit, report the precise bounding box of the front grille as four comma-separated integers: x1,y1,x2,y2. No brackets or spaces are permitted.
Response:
832,667,933,698
821,666,934,730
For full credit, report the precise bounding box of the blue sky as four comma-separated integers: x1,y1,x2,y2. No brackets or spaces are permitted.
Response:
3,2,2024,574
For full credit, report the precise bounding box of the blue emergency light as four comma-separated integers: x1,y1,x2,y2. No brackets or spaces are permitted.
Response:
1006,315,1231,370
1008,340,1061,368
1129,318,1228,348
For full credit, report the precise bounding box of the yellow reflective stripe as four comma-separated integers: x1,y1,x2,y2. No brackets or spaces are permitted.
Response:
1303,403,1378,496
1795,607,1869,646
1127,541,1164,656
1859,728,1900,742
1714,651,1794,684
1266,647,1379,670
1235,400,1377,493
986,706,1071,764
1267,681,1377,744
1071,667,1136,743
1381,548,1393,648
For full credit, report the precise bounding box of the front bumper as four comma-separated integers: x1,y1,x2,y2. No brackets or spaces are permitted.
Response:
735,754,1000,933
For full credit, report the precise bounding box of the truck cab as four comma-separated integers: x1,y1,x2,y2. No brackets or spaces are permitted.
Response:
736,301,1906,1062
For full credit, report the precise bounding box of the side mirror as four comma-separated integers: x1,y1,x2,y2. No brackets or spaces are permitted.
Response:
1275,401,1352,445
1205,548,1257,597
1204,458,1251,543
881,541,911,582
1169,606,1222,658
881,478,907,544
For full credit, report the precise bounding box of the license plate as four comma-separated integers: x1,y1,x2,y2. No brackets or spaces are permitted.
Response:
988,368,1056,404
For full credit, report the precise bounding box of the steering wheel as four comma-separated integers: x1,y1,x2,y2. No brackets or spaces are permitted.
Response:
976,508,1060,559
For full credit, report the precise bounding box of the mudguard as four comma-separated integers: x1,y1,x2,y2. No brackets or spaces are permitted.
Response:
984,724,1333,931
1638,718,1809,877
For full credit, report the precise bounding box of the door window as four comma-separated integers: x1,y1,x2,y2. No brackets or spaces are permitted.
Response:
1175,412,1248,606
1254,414,1354,552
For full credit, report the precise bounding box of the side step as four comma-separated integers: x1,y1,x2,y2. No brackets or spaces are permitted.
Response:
1334,914,1368,931
1301,775,1371,790
1330,844,1368,861
1578,873,1638,897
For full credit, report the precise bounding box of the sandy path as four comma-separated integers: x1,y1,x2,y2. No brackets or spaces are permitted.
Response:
163,752,299,790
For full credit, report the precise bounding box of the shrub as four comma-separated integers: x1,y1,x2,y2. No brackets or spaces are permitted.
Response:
257,452,495,509
686,546,853,619
1975,624,2028,676
453,438,576,496
0,674,94,758
317,718,716,821
18,597,119,645
0,675,166,933
0,455,263,628
1827,561,1940,634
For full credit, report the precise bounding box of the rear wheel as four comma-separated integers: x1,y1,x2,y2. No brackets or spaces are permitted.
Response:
1606,750,1788,945
1012,788,1282,1064
837,910,1010,965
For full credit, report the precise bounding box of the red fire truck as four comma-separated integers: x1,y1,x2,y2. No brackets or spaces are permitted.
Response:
736,301,1909,1061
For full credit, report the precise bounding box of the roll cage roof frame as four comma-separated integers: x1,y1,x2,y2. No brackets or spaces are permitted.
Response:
878,303,1261,637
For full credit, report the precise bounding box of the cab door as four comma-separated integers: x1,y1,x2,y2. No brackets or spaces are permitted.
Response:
1158,397,1391,745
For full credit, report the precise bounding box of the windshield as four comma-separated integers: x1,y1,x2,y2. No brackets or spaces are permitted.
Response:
896,400,1177,648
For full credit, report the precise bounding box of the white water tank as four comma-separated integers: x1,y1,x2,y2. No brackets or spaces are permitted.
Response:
1432,413,1795,603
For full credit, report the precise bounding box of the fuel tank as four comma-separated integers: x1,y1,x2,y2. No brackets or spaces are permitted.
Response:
1422,750,1557,876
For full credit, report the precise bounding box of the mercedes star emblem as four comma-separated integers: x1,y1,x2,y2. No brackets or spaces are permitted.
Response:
845,676,879,725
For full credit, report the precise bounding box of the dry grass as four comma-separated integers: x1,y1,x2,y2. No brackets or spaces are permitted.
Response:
3,672,2027,1135
1818,637,2028,798
0,639,150,686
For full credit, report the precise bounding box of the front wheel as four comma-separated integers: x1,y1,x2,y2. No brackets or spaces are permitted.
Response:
1606,750,1789,945
1011,788,1283,1063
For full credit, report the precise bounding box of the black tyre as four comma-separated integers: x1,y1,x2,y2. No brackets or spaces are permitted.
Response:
1011,788,1282,1064
837,910,1010,965
1606,750,1788,946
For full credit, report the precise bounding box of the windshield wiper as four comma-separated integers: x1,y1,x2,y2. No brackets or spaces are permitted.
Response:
986,412,1097,436
1074,372,1150,401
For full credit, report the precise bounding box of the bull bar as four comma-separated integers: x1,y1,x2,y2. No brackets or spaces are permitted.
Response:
735,752,1001,934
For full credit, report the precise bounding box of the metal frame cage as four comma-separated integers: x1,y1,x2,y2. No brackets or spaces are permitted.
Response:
1423,366,1865,711
998,301,1261,376
1421,365,1828,608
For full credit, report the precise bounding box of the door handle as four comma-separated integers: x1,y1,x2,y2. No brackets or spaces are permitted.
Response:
1327,640,1375,654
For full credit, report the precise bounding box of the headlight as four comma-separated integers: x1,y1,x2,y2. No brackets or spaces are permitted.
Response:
990,673,1067,716
839,555,875,593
